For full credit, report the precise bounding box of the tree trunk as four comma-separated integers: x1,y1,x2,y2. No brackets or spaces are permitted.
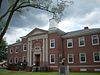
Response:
0,0,20,44
0,0,2,8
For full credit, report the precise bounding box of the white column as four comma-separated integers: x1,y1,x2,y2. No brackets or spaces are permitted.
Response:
43,38,45,65
46,38,48,65
33,53,35,65
29,41,32,66
27,41,30,66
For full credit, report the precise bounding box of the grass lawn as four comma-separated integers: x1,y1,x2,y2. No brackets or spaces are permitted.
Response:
0,69,100,75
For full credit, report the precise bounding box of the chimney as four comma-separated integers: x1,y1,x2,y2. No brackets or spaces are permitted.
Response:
84,27,89,29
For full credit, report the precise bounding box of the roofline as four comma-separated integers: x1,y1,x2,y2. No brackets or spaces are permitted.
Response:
62,28,100,38
26,27,48,37
8,42,22,46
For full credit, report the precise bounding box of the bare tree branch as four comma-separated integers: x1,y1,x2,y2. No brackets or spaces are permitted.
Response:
0,0,2,8
0,3,15,21
14,4,55,14
0,7,10,21
0,0,73,43
0,0,20,44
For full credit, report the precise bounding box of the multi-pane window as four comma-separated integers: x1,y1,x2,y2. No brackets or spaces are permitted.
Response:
79,53,86,63
67,39,73,48
15,57,18,64
9,58,13,64
50,54,55,64
50,39,55,48
92,35,99,45
15,47,19,53
23,44,27,51
93,52,100,62
23,56,26,62
10,48,13,54
68,54,74,63
79,37,85,47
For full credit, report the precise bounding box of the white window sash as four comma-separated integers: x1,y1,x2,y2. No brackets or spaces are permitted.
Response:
10,48,13,54
15,57,18,64
50,39,55,48
9,58,13,64
79,53,86,63
67,39,73,48
15,47,18,53
68,54,74,63
93,52,100,62
92,35,99,45
79,37,85,47
50,54,55,64
23,44,27,51
23,56,26,62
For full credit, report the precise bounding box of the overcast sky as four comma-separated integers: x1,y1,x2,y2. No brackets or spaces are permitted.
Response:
1,0,100,44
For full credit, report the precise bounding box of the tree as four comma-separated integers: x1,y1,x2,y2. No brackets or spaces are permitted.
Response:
0,0,73,44
16,39,21,43
0,39,7,62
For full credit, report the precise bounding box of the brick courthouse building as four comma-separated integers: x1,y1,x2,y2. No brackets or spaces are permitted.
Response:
8,19,100,71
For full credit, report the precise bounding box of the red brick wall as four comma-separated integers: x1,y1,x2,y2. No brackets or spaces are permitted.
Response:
8,44,22,64
7,30,100,71
64,33,100,66
48,32,63,67
8,37,28,64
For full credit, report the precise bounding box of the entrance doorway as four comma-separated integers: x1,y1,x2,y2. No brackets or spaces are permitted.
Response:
35,54,40,66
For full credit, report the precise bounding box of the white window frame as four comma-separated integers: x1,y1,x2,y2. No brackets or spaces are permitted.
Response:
15,47,19,53
92,35,99,45
50,39,55,48
67,39,73,48
10,48,13,54
9,58,13,64
93,52,100,62
23,44,27,51
68,54,74,63
79,37,85,47
15,57,18,64
50,54,55,64
23,56,26,62
79,53,86,63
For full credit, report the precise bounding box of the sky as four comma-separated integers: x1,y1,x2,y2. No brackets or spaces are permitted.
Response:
1,0,100,44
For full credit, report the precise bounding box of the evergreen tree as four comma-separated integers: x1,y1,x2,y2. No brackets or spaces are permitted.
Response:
0,39,7,62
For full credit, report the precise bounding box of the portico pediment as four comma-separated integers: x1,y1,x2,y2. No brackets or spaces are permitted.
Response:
26,28,48,37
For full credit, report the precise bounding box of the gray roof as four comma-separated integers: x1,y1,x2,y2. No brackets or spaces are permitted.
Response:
9,42,22,46
48,27,65,35
62,28,100,38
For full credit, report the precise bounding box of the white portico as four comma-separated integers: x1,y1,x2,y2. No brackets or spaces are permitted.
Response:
27,28,48,67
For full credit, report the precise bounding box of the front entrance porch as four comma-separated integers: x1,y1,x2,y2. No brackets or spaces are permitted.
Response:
35,54,40,66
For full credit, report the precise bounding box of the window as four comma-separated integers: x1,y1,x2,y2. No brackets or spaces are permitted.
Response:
23,56,26,62
9,58,13,64
79,53,86,63
92,35,99,45
15,47,19,53
93,52,100,62
68,54,74,63
50,39,55,48
79,37,85,47
10,48,13,54
23,44,27,51
67,39,73,48
15,57,18,64
50,54,55,64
